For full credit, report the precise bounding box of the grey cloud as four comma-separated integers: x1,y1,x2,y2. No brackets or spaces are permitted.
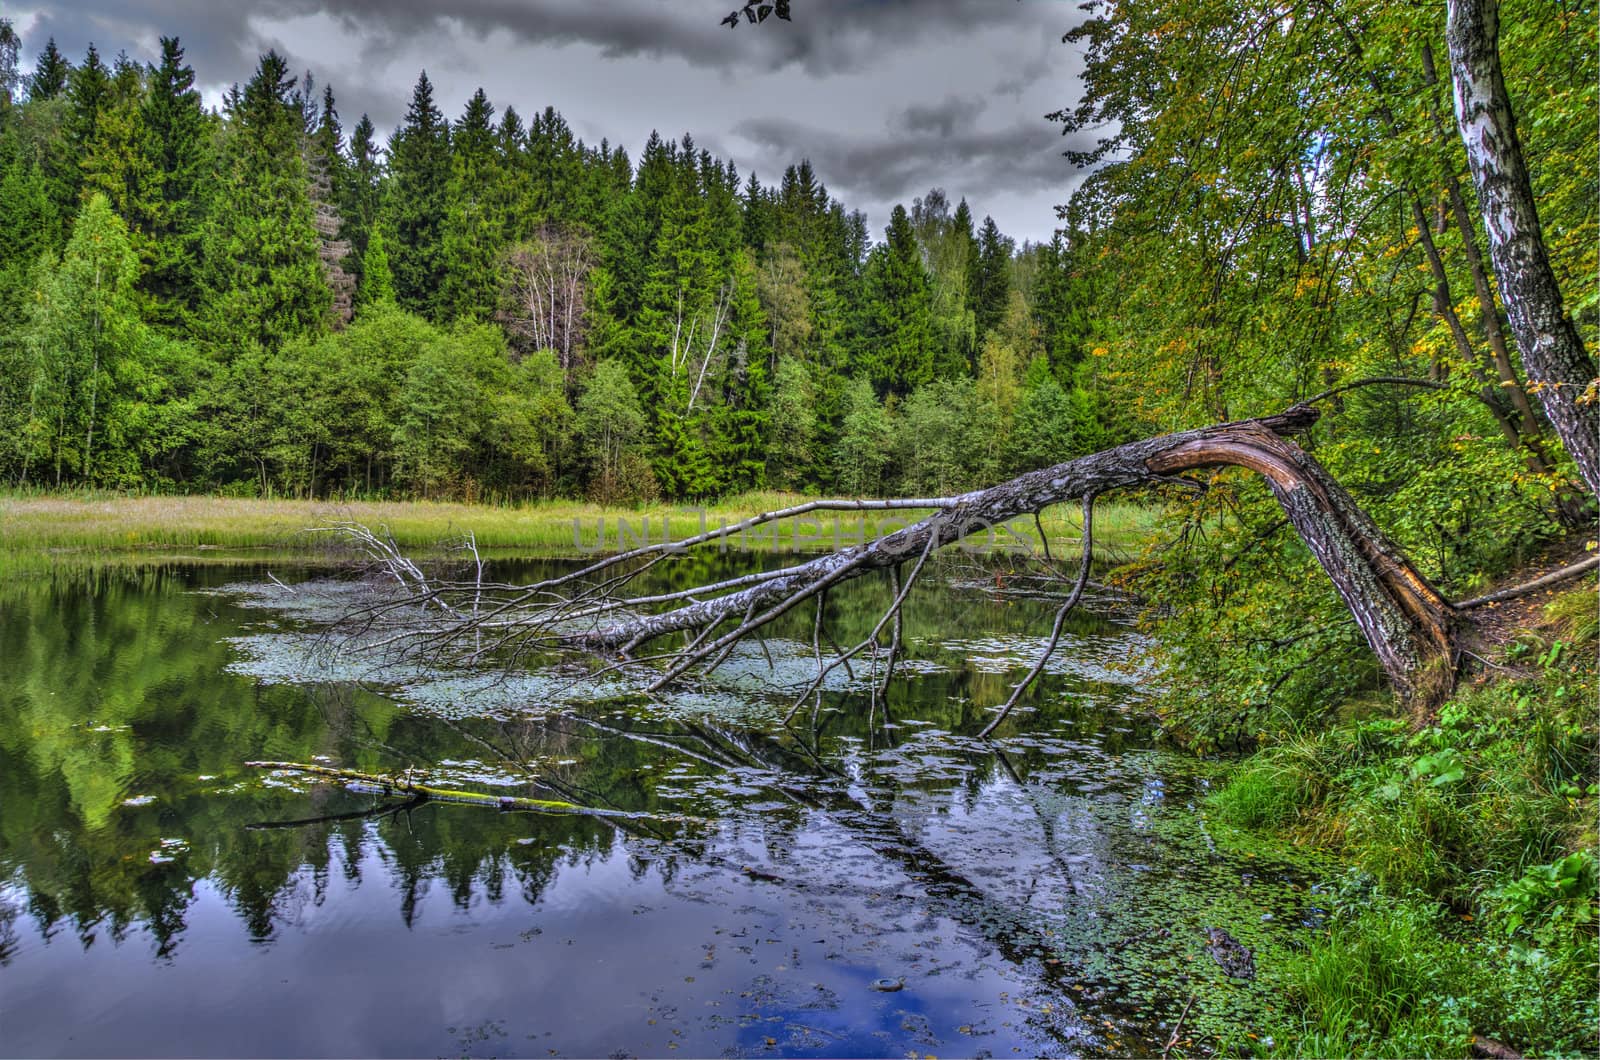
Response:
20,0,1063,87
13,1,1092,240
992,43,1056,98
900,95,986,138
734,112,1094,210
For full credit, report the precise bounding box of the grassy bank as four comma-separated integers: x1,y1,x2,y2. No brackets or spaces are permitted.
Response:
0,490,1161,569
1205,586,1598,1058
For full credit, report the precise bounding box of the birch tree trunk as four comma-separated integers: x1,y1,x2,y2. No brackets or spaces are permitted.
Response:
1447,0,1600,498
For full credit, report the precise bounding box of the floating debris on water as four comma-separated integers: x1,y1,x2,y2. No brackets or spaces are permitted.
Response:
149,837,189,864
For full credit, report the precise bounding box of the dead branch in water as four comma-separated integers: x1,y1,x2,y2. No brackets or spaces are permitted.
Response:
245,761,679,820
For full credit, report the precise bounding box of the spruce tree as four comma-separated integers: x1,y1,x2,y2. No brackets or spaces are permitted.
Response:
80,53,158,233
440,88,503,321
525,106,580,223
140,37,210,327
707,248,771,492
741,171,773,252
857,204,934,396
953,198,980,363
199,51,330,353
340,113,383,272
385,71,451,319
28,39,70,101
973,215,1013,342
55,43,109,214
306,83,355,326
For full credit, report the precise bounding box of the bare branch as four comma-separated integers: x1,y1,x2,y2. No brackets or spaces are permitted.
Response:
977,493,1097,739
1454,553,1598,609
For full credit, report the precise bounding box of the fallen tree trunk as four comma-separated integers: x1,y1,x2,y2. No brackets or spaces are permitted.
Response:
578,405,1456,707
336,402,1483,717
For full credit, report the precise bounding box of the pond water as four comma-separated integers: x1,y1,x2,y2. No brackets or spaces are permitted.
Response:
0,558,1332,1057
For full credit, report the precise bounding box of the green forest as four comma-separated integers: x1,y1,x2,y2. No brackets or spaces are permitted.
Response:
0,30,1096,503
0,6,1591,518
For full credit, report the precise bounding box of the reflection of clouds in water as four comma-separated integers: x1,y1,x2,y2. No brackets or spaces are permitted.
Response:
214,576,1156,736
931,633,1157,687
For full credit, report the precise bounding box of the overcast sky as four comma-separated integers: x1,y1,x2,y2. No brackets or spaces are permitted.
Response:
7,0,1096,244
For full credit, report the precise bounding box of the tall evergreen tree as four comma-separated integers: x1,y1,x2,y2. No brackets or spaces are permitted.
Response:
198,51,330,352
340,113,383,272
385,71,451,319
28,39,71,101
440,87,504,321
80,52,157,234
524,105,580,224
973,214,1013,343
306,82,355,326
140,37,210,327
954,197,979,290
857,204,934,396
56,43,109,213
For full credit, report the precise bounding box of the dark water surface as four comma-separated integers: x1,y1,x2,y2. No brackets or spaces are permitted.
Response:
0,560,1330,1057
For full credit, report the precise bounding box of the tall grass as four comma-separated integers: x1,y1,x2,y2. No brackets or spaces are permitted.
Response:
1213,634,1599,1058
0,491,1160,568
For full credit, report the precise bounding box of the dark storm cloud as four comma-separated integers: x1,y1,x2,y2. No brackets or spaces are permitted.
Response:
901,95,987,138
13,0,1087,240
21,0,1062,81
733,112,1094,218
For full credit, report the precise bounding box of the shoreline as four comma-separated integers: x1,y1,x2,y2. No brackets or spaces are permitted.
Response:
0,492,1160,570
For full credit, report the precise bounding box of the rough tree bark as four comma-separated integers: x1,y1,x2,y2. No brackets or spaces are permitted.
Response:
575,408,1456,702
341,404,1471,717
1447,0,1600,498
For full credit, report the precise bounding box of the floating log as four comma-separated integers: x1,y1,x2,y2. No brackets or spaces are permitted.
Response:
245,761,681,821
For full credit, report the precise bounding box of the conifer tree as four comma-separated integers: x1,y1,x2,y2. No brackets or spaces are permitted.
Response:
741,171,773,251
766,355,816,488
0,155,54,288
1029,231,1080,376
140,37,210,327
80,53,158,235
306,83,355,326
28,39,70,101
340,113,383,272
972,215,1012,343
440,88,504,321
56,43,109,212
199,51,330,352
707,247,771,492
385,71,451,319
493,106,531,240
525,106,581,224
953,197,980,362
857,204,933,396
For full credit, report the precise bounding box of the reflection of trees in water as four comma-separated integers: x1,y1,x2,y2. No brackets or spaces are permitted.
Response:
0,558,1150,969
